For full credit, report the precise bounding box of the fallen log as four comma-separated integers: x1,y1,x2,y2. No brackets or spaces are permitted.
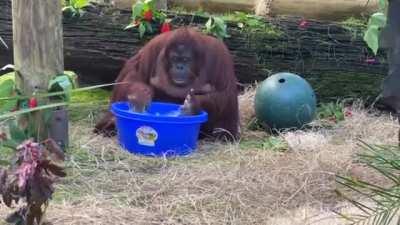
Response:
255,0,379,21
97,0,255,13
0,1,388,102
100,0,378,21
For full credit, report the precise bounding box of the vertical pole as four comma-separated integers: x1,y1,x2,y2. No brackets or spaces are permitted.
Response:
12,0,66,144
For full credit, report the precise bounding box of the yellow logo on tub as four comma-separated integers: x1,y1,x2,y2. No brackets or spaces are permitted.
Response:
136,126,158,147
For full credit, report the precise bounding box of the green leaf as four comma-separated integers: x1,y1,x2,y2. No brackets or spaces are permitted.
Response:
0,98,18,114
205,18,213,31
369,12,387,28
378,0,388,12
132,2,144,19
364,26,382,55
63,71,79,88
143,3,150,12
153,10,166,23
73,0,89,9
0,75,17,113
0,80,15,97
139,23,146,38
262,136,287,151
364,12,387,55
213,17,225,29
48,75,74,101
143,0,155,12
144,21,153,34
204,16,229,40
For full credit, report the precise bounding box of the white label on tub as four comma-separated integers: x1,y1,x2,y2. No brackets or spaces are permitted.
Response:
136,126,158,147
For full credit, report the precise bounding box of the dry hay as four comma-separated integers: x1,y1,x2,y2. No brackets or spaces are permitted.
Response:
0,88,399,225
238,84,257,128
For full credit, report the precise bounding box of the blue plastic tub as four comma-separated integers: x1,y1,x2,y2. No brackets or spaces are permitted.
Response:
111,101,208,157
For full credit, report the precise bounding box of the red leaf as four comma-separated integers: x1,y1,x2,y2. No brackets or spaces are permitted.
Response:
16,162,35,189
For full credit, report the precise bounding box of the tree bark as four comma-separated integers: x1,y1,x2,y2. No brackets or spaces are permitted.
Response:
12,0,64,93
12,0,65,142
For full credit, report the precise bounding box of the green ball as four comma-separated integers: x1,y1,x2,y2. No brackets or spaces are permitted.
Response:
254,72,317,129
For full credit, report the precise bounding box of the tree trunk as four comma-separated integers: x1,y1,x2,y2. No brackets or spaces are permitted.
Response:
12,0,64,93
12,0,65,143
0,1,388,102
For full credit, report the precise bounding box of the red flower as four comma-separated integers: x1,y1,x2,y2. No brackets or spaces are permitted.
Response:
28,97,38,108
143,10,153,22
299,19,309,29
160,22,171,33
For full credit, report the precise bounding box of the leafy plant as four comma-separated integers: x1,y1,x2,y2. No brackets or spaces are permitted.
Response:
0,71,78,115
363,0,388,55
125,0,170,39
221,12,282,38
0,72,18,114
228,12,265,31
335,141,400,225
0,138,66,225
317,101,347,123
62,0,91,17
341,17,368,41
204,16,230,40
240,136,288,152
